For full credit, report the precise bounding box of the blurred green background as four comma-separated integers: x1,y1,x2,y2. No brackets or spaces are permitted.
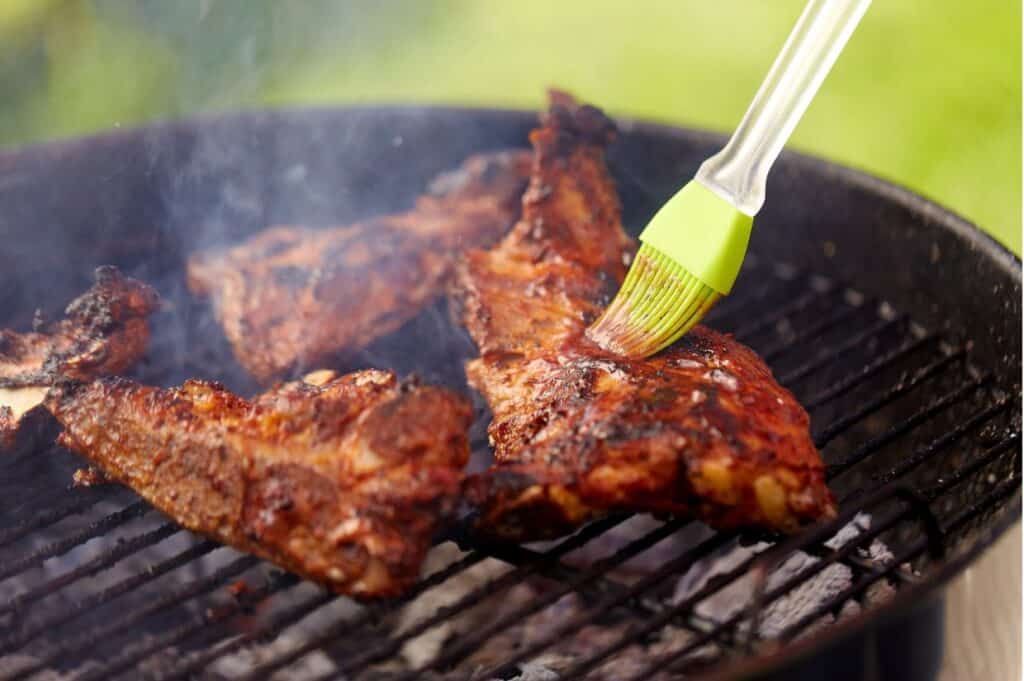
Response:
1,0,1019,253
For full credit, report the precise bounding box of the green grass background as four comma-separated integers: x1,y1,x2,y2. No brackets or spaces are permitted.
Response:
1,0,1019,253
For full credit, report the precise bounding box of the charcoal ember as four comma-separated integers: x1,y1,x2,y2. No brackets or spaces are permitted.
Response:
560,515,713,584
0,654,73,680
493,662,560,681
673,513,895,641
460,592,695,681
393,542,516,669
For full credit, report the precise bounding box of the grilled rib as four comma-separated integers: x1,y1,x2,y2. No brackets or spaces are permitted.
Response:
456,92,836,540
48,369,472,598
0,266,159,451
188,150,531,384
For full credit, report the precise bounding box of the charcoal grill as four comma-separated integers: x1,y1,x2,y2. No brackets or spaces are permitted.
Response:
0,107,1019,681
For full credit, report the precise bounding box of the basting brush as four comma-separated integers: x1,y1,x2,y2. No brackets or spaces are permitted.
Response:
588,0,871,358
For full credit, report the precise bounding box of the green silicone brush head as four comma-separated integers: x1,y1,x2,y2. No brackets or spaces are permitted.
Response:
587,244,721,357
587,181,753,358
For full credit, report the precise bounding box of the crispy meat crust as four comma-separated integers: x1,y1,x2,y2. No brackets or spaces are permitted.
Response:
187,151,531,384
0,266,159,451
48,370,472,598
456,93,835,540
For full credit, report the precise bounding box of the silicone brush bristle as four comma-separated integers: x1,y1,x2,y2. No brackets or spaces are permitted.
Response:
587,244,720,359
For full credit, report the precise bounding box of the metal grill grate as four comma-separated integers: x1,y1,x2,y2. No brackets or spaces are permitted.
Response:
0,256,1019,681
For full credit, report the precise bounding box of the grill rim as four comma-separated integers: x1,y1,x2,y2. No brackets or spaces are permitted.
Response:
0,104,1019,679
2,102,1018,279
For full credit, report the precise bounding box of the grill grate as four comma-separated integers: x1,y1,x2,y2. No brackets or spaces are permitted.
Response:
0,257,1019,681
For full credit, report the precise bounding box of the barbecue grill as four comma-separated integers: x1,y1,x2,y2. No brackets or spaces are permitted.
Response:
0,107,1019,681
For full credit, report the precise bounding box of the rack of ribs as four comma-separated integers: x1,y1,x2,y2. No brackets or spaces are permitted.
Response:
188,150,531,384
456,92,836,541
48,369,472,598
0,266,159,452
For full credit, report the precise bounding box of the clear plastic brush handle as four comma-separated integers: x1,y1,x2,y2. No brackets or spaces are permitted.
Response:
696,0,871,216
